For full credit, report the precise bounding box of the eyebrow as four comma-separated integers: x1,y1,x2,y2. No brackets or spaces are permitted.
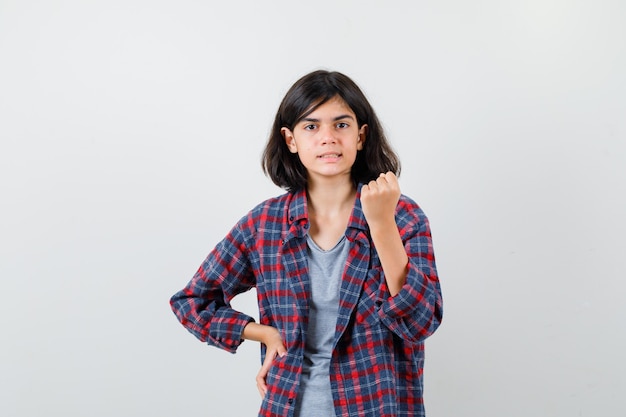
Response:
301,114,355,123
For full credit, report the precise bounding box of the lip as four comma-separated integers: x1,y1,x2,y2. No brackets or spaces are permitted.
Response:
317,152,342,159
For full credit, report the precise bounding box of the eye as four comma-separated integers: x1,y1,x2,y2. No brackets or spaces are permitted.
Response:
303,124,317,131
336,122,349,129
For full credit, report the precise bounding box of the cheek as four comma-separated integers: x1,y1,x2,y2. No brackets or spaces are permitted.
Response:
296,146,317,163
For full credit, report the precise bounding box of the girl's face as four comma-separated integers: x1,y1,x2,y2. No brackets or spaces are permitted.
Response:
281,96,367,185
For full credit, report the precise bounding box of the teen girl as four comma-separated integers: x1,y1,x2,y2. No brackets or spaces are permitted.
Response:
170,70,443,417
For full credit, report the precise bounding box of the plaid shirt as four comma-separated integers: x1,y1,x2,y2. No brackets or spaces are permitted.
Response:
170,185,443,417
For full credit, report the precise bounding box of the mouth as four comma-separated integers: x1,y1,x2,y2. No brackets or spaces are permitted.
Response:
318,153,342,159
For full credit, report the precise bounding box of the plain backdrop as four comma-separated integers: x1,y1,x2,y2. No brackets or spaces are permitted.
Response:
1,1,625,416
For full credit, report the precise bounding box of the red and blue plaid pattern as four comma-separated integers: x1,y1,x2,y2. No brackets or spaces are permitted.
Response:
170,185,443,417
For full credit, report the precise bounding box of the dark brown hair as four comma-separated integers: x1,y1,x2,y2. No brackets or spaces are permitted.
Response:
262,70,400,192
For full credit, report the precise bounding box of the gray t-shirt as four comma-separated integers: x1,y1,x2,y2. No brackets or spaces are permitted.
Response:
294,234,349,417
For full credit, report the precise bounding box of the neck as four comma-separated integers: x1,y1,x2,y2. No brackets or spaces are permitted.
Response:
306,176,356,217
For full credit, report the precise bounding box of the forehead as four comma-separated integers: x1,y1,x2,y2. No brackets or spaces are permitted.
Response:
301,96,355,120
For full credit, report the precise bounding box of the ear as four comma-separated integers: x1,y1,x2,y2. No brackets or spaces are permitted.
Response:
357,124,368,150
281,127,298,153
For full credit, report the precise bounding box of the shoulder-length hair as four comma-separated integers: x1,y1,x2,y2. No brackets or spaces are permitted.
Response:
262,70,400,192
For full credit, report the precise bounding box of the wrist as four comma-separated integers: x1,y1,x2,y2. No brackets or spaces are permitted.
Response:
368,216,398,235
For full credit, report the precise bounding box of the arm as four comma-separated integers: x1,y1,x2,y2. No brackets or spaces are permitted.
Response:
360,172,407,296
170,221,257,353
361,172,443,343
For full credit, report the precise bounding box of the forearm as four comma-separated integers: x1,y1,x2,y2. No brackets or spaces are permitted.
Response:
242,322,282,345
369,218,409,297
375,215,444,343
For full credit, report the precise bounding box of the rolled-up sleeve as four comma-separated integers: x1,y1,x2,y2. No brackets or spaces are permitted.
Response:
170,221,256,353
378,207,443,345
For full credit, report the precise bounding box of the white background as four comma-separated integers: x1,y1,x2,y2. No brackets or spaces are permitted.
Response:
1,1,625,416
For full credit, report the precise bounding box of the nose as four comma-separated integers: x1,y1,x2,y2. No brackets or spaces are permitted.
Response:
319,124,337,145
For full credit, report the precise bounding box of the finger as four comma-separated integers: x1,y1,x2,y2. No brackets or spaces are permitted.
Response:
381,171,397,185
276,344,287,358
256,351,275,397
256,364,267,392
259,352,274,380
375,174,394,192
256,367,268,397
368,178,380,191
380,171,399,190
378,171,396,183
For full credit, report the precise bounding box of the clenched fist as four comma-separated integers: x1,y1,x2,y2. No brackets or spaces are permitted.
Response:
360,171,401,228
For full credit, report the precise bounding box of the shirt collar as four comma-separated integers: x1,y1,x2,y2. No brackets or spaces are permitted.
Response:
287,188,308,225
287,184,369,232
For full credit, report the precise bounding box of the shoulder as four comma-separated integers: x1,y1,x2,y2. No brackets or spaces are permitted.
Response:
236,192,294,231
220,192,293,251
248,192,292,218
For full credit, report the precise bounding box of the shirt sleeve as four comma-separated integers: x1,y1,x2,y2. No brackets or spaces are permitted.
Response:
170,220,256,353
377,204,443,345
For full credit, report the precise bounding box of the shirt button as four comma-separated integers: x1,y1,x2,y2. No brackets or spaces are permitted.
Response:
288,398,294,404
289,216,294,221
